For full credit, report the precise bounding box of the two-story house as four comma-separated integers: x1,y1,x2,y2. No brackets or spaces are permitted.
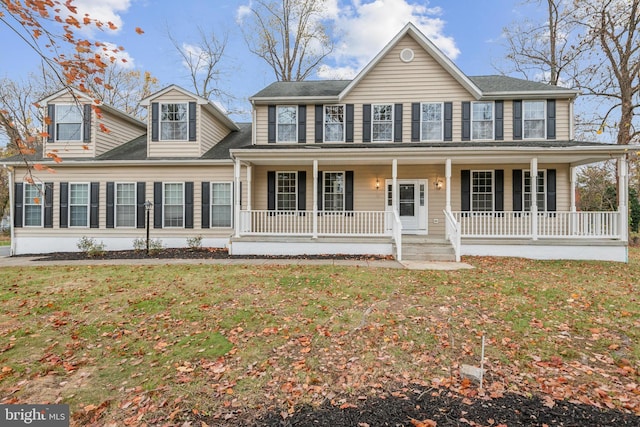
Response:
5,23,636,262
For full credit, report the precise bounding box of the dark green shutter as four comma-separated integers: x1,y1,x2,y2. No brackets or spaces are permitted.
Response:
411,102,420,141
297,171,306,210
298,105,306,143
47,104,55,143
314,105,323,143
513,100,522,140
202,182,210,228
14,183,23,228
153,182,162,228
345,104,354,142
345,171,354,211
90,182,99,228
461,170,470,211
83,104,92,143
394,104,403,142
362,104,371,142
547,99,556,139
106,182,115,228
513,170,523,211
495,101,504,141
188,102,196,141
267,105,276,143
547,169,556,211
151,103,159,141
59,182,68,228
495,170,504,211
444,102,453,141
185,182,194,228
317,171,323,211
267,172,276,210
44,182,53,228
136,182,146,229
461,102,471,141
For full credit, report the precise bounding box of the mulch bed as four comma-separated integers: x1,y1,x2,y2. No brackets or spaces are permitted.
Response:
23,247,392,262
244,387,639,427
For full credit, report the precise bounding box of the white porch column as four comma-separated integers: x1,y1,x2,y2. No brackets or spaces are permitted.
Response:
570,166,577,235
619,156,628,241
530,157,538,240
392,159,398,212
246,165,252,211
313,160,318,238
234,158,241,238
445,158,452,212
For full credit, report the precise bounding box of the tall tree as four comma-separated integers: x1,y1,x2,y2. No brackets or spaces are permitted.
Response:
239,0,333,81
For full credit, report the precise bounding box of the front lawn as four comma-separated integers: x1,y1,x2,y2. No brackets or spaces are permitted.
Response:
0,250,638,425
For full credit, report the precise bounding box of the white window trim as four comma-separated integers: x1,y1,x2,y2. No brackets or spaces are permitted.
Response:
162,182,185,228
371,103,394,142
420,102,444,142
55,104,83,142
523,169,547,211
471,170,494,212
276,171,297,211
522,100,547,140
69,182,90,228
323,104,345,143
159,103,189,141
23,183,44,228
471,101,494,141
276,105,298,143
210,181,234,228
322,171,346,212
115,182,137,228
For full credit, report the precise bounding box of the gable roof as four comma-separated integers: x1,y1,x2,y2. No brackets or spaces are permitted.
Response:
469,75,578,99
140,84,239,131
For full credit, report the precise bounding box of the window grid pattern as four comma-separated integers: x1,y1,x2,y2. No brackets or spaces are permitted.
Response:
523,101,545,139
160,103,188,140
323,172,344,211
324,105,344,142
524,171,546,211
56,105,83,141
24,184,43,227
277,172,297,211
472,102,494,140
372,104,393,142
277,106,297,142
472,171,493,212
211,182,232,227
163,183,184,227
421,103,442,141
116,183,136,227
69,183,89,227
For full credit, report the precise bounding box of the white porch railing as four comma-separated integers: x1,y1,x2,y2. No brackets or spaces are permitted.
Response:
391,210,402,261
239,210,391,237
452,211,622,239
444,209,461,262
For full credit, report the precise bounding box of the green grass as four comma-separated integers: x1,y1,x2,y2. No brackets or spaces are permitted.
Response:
0,251,639,424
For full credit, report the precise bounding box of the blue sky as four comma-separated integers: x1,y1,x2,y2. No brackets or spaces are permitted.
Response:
0,0,544,122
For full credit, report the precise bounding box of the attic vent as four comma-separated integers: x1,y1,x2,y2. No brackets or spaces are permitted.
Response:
400,48,414,63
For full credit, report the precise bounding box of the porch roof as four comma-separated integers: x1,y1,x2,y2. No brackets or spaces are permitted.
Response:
230,140,640,166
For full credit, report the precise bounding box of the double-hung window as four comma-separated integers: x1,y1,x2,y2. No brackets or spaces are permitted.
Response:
471,102,494,140
69,183,89,227
323,172,344,212
421,103,443,141
277,106,297,142
276,172,297,211
163,183,184,227
55,104,83,141
524,170,546,211
523,101,545,139
372,104,393,142
324,105,344,142
115,183,136,227
211,182,232,227
24,183,43,227
160,103,188,140
471,171,493,212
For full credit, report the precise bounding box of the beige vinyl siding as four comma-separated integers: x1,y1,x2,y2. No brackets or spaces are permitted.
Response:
95,109,146,156
148,89,200,158
12,164,242,240
200,107,232,155
555,100,570,140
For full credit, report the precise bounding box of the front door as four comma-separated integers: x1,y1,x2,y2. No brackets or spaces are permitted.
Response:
386,179,428,234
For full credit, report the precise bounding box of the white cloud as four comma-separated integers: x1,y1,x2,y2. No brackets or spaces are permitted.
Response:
321,0,460,78
180,43,210,74
236,2,252,24
97,42,135,69
66,0,132,33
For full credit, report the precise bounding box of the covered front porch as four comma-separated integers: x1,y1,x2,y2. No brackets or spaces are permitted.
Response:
228,145,631,262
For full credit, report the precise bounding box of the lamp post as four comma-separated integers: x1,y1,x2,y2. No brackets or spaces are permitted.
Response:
144,200,152,255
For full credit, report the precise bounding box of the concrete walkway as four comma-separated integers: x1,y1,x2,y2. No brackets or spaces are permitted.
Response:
0,252,473,270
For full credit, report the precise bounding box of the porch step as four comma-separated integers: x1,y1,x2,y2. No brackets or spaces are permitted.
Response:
398,237,456,262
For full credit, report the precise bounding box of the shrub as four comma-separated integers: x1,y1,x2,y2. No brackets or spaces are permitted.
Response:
77,236,106,257
186,235,203,250
132,237,164,254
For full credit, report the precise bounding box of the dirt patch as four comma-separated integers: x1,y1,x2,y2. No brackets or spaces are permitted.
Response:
17,368,95,405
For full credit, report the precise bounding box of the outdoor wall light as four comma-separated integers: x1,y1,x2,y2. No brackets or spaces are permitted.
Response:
434,179,443,190
375,178,380,190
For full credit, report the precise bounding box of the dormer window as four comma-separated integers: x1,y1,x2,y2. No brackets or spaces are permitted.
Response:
56,104,83,141
161,103,188,140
